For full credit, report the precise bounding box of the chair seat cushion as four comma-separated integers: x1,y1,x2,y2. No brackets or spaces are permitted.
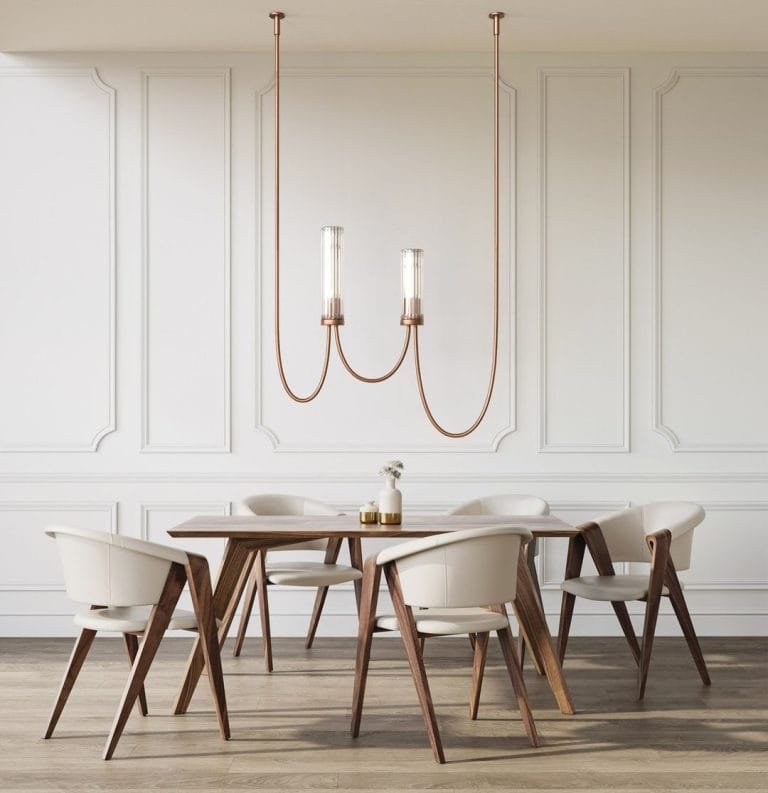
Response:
266,561,363,587
376,607,510,636
74,605,199,633
561,574,669,602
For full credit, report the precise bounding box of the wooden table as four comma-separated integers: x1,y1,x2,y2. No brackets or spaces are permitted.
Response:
168,513,577,716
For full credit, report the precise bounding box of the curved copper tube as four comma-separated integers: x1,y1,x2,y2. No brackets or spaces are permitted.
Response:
413,326,497,438
409,13,502,438
334,325,411,383
271,11,330,403
275,324,332,403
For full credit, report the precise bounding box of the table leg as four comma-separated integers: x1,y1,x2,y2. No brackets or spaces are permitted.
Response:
174,539,254,715
348,537,363,613
512,552,575,716
521,538,545,676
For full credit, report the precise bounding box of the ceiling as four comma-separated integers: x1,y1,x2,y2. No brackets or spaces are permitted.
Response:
1,0,767,53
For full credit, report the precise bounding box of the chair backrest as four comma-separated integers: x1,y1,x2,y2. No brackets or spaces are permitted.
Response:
236,494,340,552
448,494,549,516
46,525,189,607
377,525,532,609
594,502,705,570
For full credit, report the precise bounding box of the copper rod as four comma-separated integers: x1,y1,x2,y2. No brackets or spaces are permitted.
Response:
334,325,411,383
412,12,503,437
271,11,330,402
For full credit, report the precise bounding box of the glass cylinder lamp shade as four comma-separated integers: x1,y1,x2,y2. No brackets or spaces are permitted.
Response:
400,248,424,324
321,226,344,324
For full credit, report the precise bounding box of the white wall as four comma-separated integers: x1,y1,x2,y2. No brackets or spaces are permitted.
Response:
0,50,766,637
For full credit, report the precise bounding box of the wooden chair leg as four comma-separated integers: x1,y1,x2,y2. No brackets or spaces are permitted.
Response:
611,601,641,665
497,626,539,747
351,557,382,738
557,533,586,665
665,558,711,686
469,631,489,720
637,531,670,701
103,563,187,760
305,586,330,650
44,627,96,739
348,537,364,614
174,539,253,716
522,538,543,674
385,564,445,764
233,552,257,657
255,550,273,673
557,591,575,665
306,538,342,649
186,554,230,740
122,634,148,716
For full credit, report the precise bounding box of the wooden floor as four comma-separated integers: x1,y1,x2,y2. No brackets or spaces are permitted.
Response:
0,636,766,791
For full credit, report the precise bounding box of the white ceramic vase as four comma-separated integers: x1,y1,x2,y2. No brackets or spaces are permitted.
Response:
378,476,402,524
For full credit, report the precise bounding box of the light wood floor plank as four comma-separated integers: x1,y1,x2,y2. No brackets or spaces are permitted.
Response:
0,637,765,790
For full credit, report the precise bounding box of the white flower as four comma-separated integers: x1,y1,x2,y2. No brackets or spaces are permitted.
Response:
379,460,404,480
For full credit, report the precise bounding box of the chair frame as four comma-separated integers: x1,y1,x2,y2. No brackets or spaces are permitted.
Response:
45,551,229,760
558,521,711,699
351,553,539,765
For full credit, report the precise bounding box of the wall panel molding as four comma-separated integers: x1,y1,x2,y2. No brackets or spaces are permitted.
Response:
141,68,231,452
653,67,768,452
0,67,116,451
684,501,768,590
139,501,231,541
0,471,766,485
0,501,117,593
538,67,630,452
254,68,517,452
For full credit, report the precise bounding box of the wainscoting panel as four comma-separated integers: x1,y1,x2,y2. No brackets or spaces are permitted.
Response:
653,68,768,451
142,69,231,452
0,502,116,630
0,69,115,451
539,68,629,452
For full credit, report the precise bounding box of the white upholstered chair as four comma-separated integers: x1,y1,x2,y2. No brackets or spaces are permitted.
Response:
233,494,362,671
351,525,539,764
44,526,228,760
448,494,549,667
558,502,711,699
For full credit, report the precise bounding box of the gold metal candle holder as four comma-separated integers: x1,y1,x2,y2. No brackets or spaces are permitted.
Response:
378,512,402,526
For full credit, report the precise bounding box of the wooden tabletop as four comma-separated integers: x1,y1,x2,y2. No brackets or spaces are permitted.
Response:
168,513,576,540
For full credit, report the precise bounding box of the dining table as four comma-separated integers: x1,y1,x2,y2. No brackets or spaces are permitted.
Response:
168,513,579,717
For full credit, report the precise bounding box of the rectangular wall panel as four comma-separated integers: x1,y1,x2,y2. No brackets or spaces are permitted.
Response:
256,69,515,452
653,69,768,451
0,502,116,592
142,69,230,451
539,68,629,452
628,503,768,590
0,69,115,451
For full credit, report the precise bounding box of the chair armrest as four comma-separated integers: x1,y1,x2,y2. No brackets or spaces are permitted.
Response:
578,521,618,577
